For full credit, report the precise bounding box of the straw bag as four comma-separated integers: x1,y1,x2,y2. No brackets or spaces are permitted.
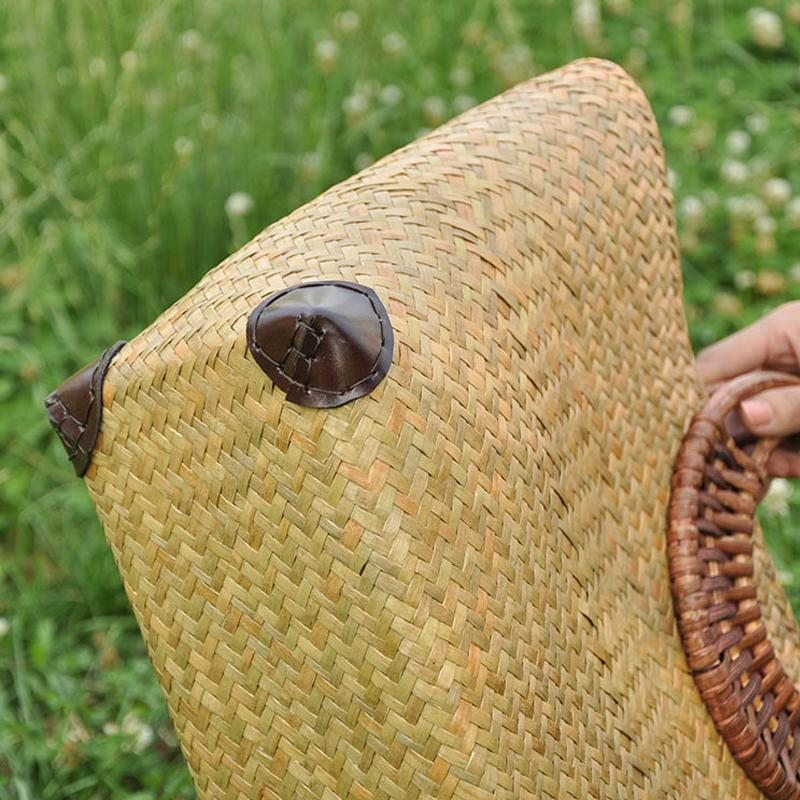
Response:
45,58,800,799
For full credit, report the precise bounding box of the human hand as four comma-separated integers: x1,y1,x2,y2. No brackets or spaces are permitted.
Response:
695,300,800,478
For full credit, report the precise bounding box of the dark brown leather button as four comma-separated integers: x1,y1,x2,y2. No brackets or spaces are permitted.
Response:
246,281,393,408
44,341,127,476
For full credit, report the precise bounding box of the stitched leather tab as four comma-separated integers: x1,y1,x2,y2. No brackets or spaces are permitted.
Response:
44,341,127,476
246,281,393,408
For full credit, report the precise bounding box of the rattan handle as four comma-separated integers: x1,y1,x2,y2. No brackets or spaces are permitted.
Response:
668,369,800,799
702,369,800,443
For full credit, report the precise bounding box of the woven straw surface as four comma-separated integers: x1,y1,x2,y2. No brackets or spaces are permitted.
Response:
83,58,800,798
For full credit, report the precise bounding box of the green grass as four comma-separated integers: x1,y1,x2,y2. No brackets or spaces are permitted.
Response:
1,0,799,796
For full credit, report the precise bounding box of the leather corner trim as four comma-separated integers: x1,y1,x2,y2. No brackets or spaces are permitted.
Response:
246,281,394,408
44,341,127,477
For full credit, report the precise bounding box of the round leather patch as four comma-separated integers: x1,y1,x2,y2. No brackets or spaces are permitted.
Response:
246,280,394,408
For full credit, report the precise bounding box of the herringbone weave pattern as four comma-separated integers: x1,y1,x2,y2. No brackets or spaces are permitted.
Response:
85,59,800,798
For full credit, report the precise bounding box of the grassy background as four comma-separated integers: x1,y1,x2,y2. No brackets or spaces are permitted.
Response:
1,0,800,796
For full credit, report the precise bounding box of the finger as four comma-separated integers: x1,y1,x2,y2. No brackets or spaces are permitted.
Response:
767,445,800,478
696,317,772,385
695,301,800,385
739,385,800,438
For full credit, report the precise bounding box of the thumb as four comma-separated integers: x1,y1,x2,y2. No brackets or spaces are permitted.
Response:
740,385,800,438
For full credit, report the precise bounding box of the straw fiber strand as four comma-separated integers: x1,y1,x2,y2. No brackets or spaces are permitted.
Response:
83,59,787,798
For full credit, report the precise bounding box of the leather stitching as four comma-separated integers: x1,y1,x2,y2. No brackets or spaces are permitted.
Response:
46,396,91,458
45,362,100,460
279,318,325,387
248,281,390,398
45,340,127,476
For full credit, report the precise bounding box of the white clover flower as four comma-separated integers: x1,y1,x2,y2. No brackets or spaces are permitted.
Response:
667,168,680,190
65,717,90,744
701,189,719,207
225,191,254,218
0,618,8,637
688,117,713,148
681,231,700,254
790,263,800,283
756,269,785,293
726,193,766,220
748,7,784,50
360,79,380,98
717,78,736,96
734,269,757,289
721,159,749,184
787,196,800,227
342,92,369,119
200,112,218,131
88,58,106,79
573,0,601,42
103,722,119,736
173,137,194,158
382,32,407,56
762,177,792,209
301,152,322,180
450,66,473,87
422,96,447,126
158,724,178,747
494,44,534,84
754,215,776,235
713,292,742,316
606,0,631,15
335,10,360,34
742,195,767,217
354,152,374,171
453,94,477,114
121,712,155,754
379,84,403,106
746,113,769,135
179,29,203,53
120,50,138,72
315,39,339,72
762,478,793,516
625,47,647,76
668,105,694,127
679,195,705,225
726,130,751,155
461,21,486,44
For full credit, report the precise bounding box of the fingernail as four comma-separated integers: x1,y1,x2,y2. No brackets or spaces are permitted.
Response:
741,399,773,428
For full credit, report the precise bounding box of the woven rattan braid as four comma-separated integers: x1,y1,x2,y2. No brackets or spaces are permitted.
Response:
669,370,800,800
77,58,800,798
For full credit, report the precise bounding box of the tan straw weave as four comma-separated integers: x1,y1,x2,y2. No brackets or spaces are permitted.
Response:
47,58,800,798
